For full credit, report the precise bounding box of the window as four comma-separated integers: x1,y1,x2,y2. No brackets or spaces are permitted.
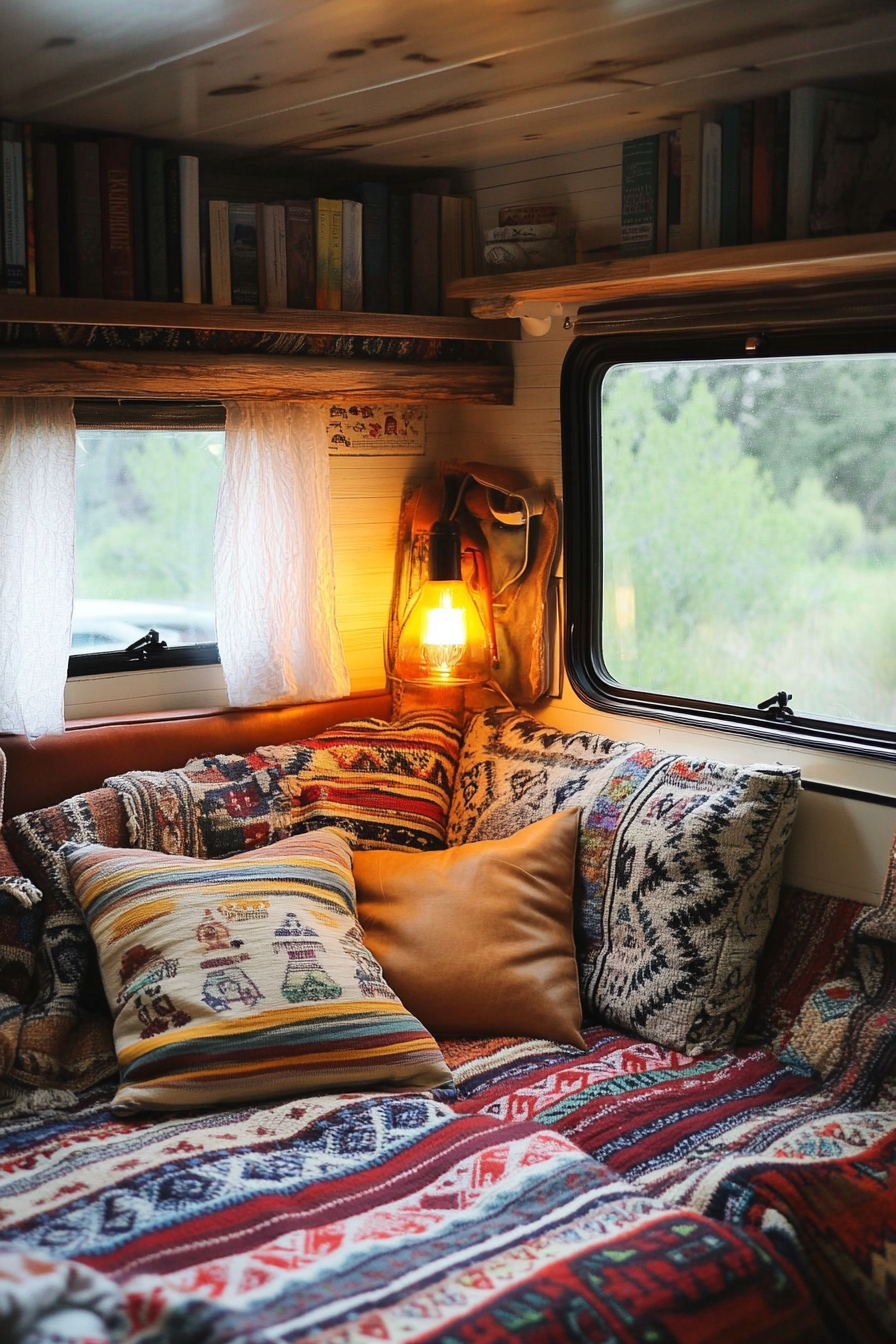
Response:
562,328,896,757
69,402,225,676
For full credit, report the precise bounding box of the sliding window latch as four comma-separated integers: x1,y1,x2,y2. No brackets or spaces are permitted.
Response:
757,690,794,721
124,629,169,664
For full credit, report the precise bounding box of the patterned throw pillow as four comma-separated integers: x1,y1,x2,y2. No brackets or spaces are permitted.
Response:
448,710,801,1054
63,830,452,1113
109,714,463,859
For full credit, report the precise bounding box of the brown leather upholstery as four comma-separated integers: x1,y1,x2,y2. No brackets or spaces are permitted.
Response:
354,808,585,1047
1,692,391,820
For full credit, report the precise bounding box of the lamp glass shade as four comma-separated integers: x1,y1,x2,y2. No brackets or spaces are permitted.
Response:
394,580,491,685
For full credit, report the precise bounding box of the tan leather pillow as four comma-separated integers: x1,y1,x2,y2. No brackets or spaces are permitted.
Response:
353,808,584,1047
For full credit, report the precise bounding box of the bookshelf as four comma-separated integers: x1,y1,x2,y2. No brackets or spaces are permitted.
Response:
447,233,896,319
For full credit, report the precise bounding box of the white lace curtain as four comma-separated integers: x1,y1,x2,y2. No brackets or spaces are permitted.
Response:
215,402,350,707
0,398,77,739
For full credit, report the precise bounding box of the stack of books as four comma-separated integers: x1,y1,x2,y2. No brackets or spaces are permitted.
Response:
0,125,478,315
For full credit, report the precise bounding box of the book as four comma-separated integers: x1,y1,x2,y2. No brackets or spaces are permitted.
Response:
130,143,146,300
387,192,410,313
199,190,210,304
678,112,706,252
228,202,258,305
144,146,167,302
410,191,439,316
667,129,682,251
164,158,182,301
440,194,466,314
737,101,753,244
460,195,476,280
720,105,740,247
313,197,342,309
771,92,791,241
621,134,660,256
341,198,362,311
751,98,776,244
361,182,388,311
178,155,201,303
208,200,231,304
34,139,60,296
485,222,557,241
655,131,669,254
71,141,103,297
787,87,830,239
2,123,26,291
327,198,343,310
99,138,133,299
284,199,314,308
498,204,559,227
255,202,267,309
809,94,896,236
23,125,36,294
262,202,287,308
700,121,722,248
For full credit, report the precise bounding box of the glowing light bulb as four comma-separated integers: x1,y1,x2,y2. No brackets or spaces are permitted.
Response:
395,581,491,685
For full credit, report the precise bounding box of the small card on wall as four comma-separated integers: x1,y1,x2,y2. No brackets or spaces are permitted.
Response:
325,404,425,455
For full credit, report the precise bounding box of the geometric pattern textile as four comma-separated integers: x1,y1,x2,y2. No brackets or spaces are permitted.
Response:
108,713,463,859
448,709,801,1053
64,830,452,1112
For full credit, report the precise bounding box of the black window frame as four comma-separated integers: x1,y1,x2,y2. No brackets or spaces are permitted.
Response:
67,400,225,679
561,323,896,763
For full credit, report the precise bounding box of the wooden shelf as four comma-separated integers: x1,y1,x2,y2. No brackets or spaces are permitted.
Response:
0,293,520,342
447,233,896,319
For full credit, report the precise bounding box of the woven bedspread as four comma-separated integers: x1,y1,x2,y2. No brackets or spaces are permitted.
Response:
0,1083,823,1344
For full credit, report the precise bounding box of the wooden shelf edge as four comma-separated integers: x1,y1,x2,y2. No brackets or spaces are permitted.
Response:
0,293,520,342
446,232,896,318
0,348,514,404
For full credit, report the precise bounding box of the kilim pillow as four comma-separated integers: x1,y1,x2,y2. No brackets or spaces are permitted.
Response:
448,709,801,1054
63,830,452,1113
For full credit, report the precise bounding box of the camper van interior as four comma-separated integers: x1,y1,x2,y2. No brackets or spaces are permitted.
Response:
2,2,896,1340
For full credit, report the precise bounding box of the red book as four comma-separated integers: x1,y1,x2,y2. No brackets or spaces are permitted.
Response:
99,138,133,299
751,98,776,244
35,140,60,296
285,199,314,308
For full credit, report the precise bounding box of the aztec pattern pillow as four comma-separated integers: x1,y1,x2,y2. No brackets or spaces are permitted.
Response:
108,713,462,859
63,829,452,1113
448,710,801,1054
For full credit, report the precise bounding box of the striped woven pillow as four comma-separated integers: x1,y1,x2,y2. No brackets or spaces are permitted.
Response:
63,830,452,1113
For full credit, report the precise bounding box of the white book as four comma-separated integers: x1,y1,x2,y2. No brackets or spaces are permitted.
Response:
700,121,722,248
263,203,287,308
2,124,26,290
178,155,201,303
208,200,231,305
787,87,832,240
341,198,362,311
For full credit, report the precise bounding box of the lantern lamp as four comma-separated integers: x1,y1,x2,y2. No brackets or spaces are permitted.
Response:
394,519,493,685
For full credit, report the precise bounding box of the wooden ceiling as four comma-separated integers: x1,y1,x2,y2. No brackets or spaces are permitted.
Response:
3,0,896,171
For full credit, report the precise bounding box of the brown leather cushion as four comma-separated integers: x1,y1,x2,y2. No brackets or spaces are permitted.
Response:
354,808,585,1047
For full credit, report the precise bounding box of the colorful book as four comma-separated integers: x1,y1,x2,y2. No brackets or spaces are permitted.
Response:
23,125,36,294
99,138,133,299
771,92,791,242
361,182,388,311
130,142,146,300
787,87,830,240
720,105,740,247
2,123,26,291
34,139,60,296
667,129,682,252
262,202,287,308
655,131,669,254
621,134,659,256
737,102,754,244
440,194,466,314
208,200,231,305
71,141,103,298
144,146,167,302
700,122,721,248
341,198,362,311
751,98,776,244
178,155,201,304
228,202,258,306
410,192,439,316
164,158,182,301
284,199,314,308
388,192,410,313
677,112,704,253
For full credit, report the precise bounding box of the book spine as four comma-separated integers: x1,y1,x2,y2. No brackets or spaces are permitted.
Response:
737,102,754,244
313,198,331,309
678,113,703,253
144,147,168,302
751,97,776,244
199,189,210,304
621,135,659,257
179,155,201,303
720,105,740,247
35,140,60,296
255,202,267,309
2,125,27,291
130,143,146,300
71,141,103,297
388,193,410,313
228,203,259,306
264,203,287,308
328,198,343,310
461,195,477,277
23,126,36,294
700,122,721,248
99,137,133,300
667,129,682,252
655,131,669,254
341,198,362,311
209,200,231,304
440,194,465,314
787,87,824,240
284,199,314,307
771,92,790,242
410,192,439,315
361,182,388,311
164,158,182,301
